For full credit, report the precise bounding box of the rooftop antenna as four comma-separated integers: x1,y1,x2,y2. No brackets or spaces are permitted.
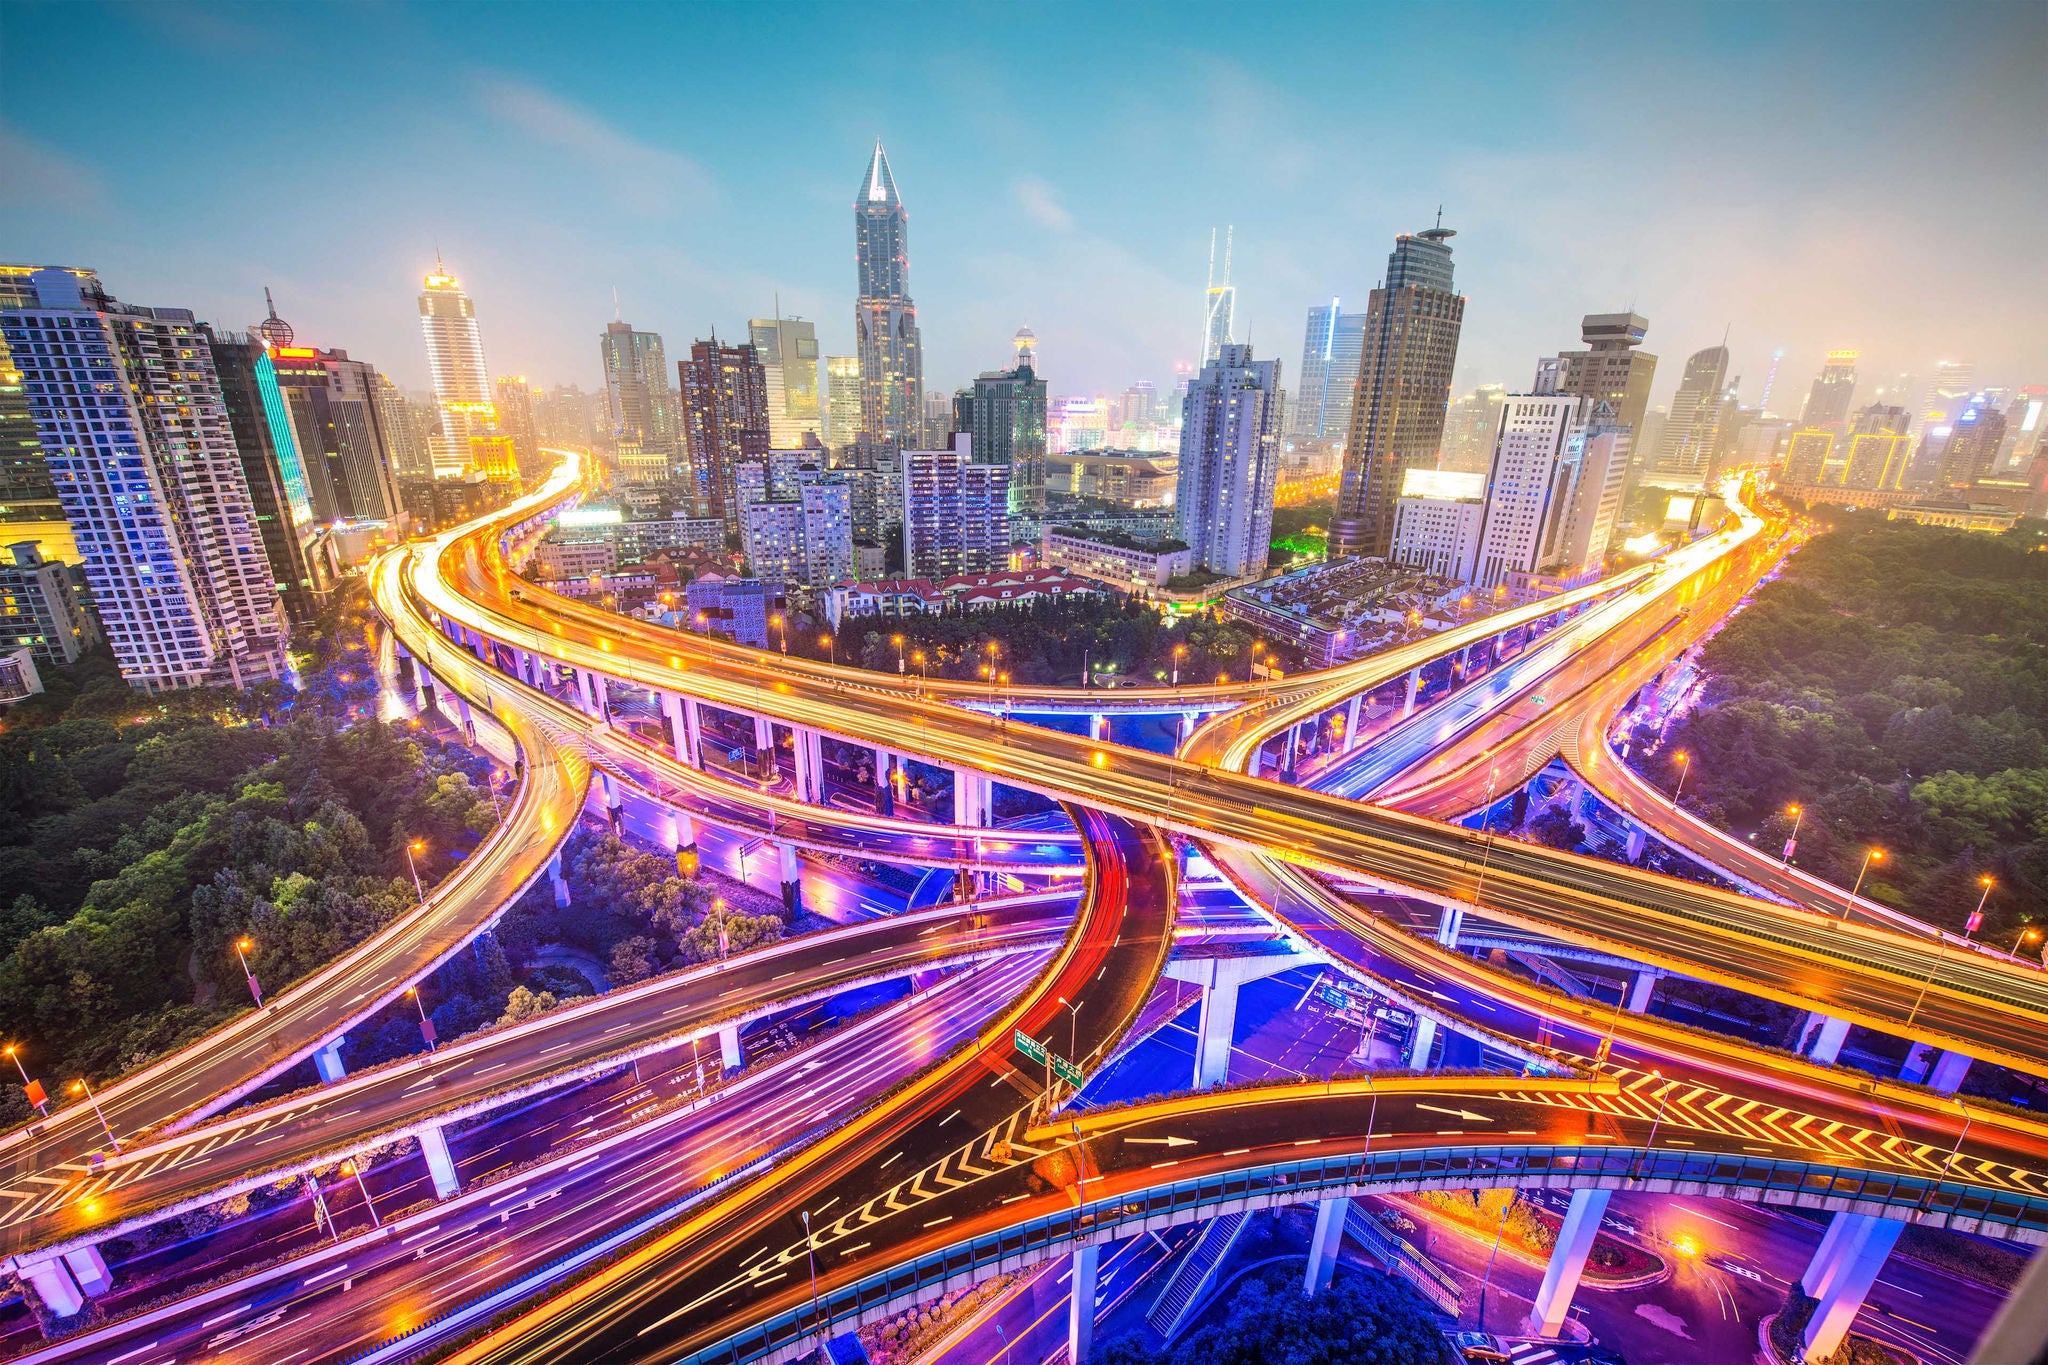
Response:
1434,204,1443,230
612,286,621,322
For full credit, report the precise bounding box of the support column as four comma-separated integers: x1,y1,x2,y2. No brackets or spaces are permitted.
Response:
575,669,600,719
1090,713,1107,742
777,841,802,913
1343,695,1363,753
600,772,623,831
1191,965,1241,1089
1899,1041,1936,1086
664,810,700,875
418,1122,461,1199
718,1022,742,1073
1625,970,1660,1013
1804,1217,1903,1362
792,729,825,805
1405,1015,1438,1070
658,693,688,764
550,852,571,908
1926,1049,1972,1095
1801,1211,1857,1298
1800,1013,1851,1066
752,715,775,780
1068,1242,1100,1364
952,769,991,827
591,672,611,722
314,1037,347,1084
1525,1188,1611,1337
61,1246,111,1298
1435,902,1465,949
1400,667,1421,719
17,1256,83,1318
874,749,894,816
453,695,476,743
1624,827,1648,864
1304,1197,1349,1293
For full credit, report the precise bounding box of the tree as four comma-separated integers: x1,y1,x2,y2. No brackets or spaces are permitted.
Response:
498,985,559,1026
1098,1266,1441,1365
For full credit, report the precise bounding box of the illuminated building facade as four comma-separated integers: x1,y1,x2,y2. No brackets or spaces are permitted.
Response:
1801,350,1859,429
0,541,97,667
601,321,676,459
418,255,496,476
494,376,541,476
1331,224,1465,558
970,355,1048,514
854,142,923,446
1782,429,1836,485
1290,301,1369,442
823,355,861,452
206,328,327,623
0,265,76,561
1647,344,1731,490
470,435,520,483
903,441,1010,579
264,332,405,522
1176,343,1282,579
1940,396,2008,489
1533,313,1658,496
679,338,770,528
3,268,288,691
748,314,822,448
1390,468,1484,581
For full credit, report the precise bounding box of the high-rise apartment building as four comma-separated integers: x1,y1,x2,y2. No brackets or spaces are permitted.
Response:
417,256,496,477
1800,350,1859,429
743,479,853,589
376,378,437,481
1440,384,1508,475
0,541,97,667
1782,429,1836,485
1331,224,1465,558
1647,344,1731,490
970,355,1049,514
1842,404,1912,490
1533,312,1658,447
0,265,77,562
749,314,822,449
679,339,770,528
1473,395,1582,591
823,355,861,452
1289,301,1369,442
902,440,1010,579
1201,227,1237,363
205,329,326,623
493,375,541,476
3,268,289,691
1921,361,1975,429
854,142,922,446
601,320,676,462
1175,343,1281,579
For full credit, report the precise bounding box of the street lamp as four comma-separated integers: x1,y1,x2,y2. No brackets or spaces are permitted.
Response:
234,937,264,1009
801,1209,823,1339
1057,994,1082,1064
1633,1070,1672,1181
1781,803,1804,865
2012,925,2042,962
820,633,836,667
70,1077,121,1153
1849,847,1885,903
1171,643,1185,688
770,613,788,655
892,634,906,673
405,839,427,904
1669,750,1690,804
3,1045,47,1117
408,986,437,1051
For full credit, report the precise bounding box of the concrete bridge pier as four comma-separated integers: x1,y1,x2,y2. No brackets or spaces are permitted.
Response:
718,1022,743,1074
1304,1196,1349,1293
1068,1242,1100,1363
16,1255,86,1318
751,714,776,779
550,852,571,908
1901,1043,1973,1095
792,727,826,805
1798,1012,1851,1065
1165,950,1317,1089
600,772,623,831
1400,667,1421,719
1524,1188,1611,1337
1800,1212,1903,1361
1342,695,1363,753
952,769,993,827
1405,1015,1438,1069
419,1122,460,1199
777,841,802,913
1625,969,1661,1013
314,1036,348,1084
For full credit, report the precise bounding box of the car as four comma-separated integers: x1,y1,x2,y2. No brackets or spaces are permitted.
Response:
1449,1331,1511,1363
1375,1207,1418,1234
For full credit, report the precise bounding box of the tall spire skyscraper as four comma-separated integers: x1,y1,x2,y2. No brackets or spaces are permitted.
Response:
854,141,922,446
1330,223,1465,558
1202,227,1237,363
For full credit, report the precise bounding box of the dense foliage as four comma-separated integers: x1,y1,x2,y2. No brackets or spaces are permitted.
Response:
1096,1266,1442,1365
0,612,499,1095
810,596,1278,687
1648,517,2048,943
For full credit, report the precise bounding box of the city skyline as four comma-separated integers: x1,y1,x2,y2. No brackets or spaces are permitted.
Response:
3,3,2041,412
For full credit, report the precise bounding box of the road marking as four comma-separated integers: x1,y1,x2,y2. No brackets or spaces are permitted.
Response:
304,1262,351,1284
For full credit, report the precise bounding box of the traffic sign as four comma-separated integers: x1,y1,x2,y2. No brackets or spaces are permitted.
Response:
1015,1030,1083,1085
1051,1054,1083,1086
1014,1030,1046,1065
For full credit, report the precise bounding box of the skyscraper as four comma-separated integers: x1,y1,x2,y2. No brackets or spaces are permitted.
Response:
3,268,289,691
1440,384,1509,475
267,347,407,523
1289,301,1369,442
493,375,541,476
970,351,1049,514
823,355,861,452
1533,313,1658,443
1647,344,1731,490
1800,350,1859,429
1330,223,1465,558
854,142,922,446
1176,343,1282,579
748,313,822,448
1940,395,2007,489
679,338,770,528
1473,395,1581,592
205,329,327,624
601,320,677,458
1842,405,1912,490
1201,227,1237,363
0,265,76,561
418,256,496,477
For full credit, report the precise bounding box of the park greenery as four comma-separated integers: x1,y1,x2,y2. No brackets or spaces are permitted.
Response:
0,603,502,1099
1095,1265,1442,1365
1645,516,2048,946
813,595,1277,687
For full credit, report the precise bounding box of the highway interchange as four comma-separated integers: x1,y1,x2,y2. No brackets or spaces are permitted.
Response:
1,450,2040,1365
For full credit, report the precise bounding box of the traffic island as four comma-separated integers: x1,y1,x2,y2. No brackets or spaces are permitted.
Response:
1762,1291,1920,1365
1400,1190,1668,1289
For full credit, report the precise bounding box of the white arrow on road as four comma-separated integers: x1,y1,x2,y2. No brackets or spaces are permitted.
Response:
1415,1103,1493,1122
1125,1136,1196,1147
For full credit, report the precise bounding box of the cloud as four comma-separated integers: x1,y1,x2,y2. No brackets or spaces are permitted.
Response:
1013,176,1074,231
0,126,111,215
469,73,714,217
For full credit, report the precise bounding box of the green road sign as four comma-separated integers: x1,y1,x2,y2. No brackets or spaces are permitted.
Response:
1051,1054,1084,1086
1016,1030,1083,1085
1015,1030,1047,1065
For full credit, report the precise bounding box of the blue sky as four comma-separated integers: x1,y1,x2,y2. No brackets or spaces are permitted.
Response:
4,1,2042,411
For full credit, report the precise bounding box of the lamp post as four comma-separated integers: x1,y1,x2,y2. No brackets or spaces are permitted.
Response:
1849,847,1885,904
892,634,906,674
1057,994,1082,1064
1669,750,1690,804
801,1209,823,1339
1781,803,1804,865
408,986,437,1051
234,937,264,1009
1475,1191,1515,1331
771,613,787,655
820,633,836,668
1633,1070,1672,1181
405,839,427,904
339,1156,383,1227
4,1046,47,1117
1171,644,1185,688
2011,926,2041,962
70,1077,121,1153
